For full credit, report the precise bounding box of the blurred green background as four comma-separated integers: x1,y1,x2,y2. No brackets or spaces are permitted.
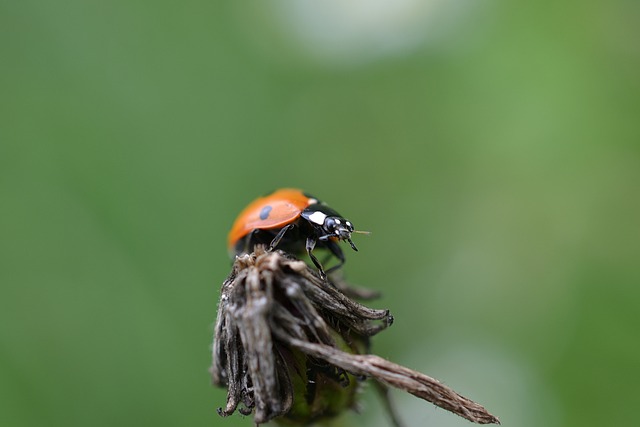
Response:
2,1,639,426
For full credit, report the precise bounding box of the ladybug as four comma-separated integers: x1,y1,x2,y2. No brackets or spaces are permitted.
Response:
228,188,361,278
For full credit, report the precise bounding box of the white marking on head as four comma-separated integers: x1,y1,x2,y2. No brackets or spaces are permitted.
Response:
346,221,352,228
307,198,318,205
335,219,341,224
308,211,327,225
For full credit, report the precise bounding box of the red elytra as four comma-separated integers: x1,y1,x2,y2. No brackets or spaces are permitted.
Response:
227,188,314,250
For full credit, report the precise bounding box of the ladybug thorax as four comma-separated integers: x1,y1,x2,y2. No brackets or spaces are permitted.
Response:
301,205,354,241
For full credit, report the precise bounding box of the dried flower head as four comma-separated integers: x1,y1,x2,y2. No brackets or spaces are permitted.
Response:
211,247,499,426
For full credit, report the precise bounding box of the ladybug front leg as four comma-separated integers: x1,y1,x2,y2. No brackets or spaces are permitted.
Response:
268,223,296,251
242,229,261,254
305,237,327,280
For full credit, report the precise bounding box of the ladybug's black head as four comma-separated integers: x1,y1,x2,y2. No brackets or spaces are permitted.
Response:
302,205,359,251
323,216,355,240
321,216,357,251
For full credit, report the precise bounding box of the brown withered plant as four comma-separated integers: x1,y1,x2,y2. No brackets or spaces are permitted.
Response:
211,246,499,426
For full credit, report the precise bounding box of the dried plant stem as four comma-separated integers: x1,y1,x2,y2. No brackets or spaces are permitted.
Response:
274,331,500,424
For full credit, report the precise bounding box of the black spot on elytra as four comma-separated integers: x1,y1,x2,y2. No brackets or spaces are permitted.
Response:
259,205,272,220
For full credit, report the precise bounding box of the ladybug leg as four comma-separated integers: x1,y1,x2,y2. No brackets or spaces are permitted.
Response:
243,229,261,254
305,237,327,279
268,223,296,251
